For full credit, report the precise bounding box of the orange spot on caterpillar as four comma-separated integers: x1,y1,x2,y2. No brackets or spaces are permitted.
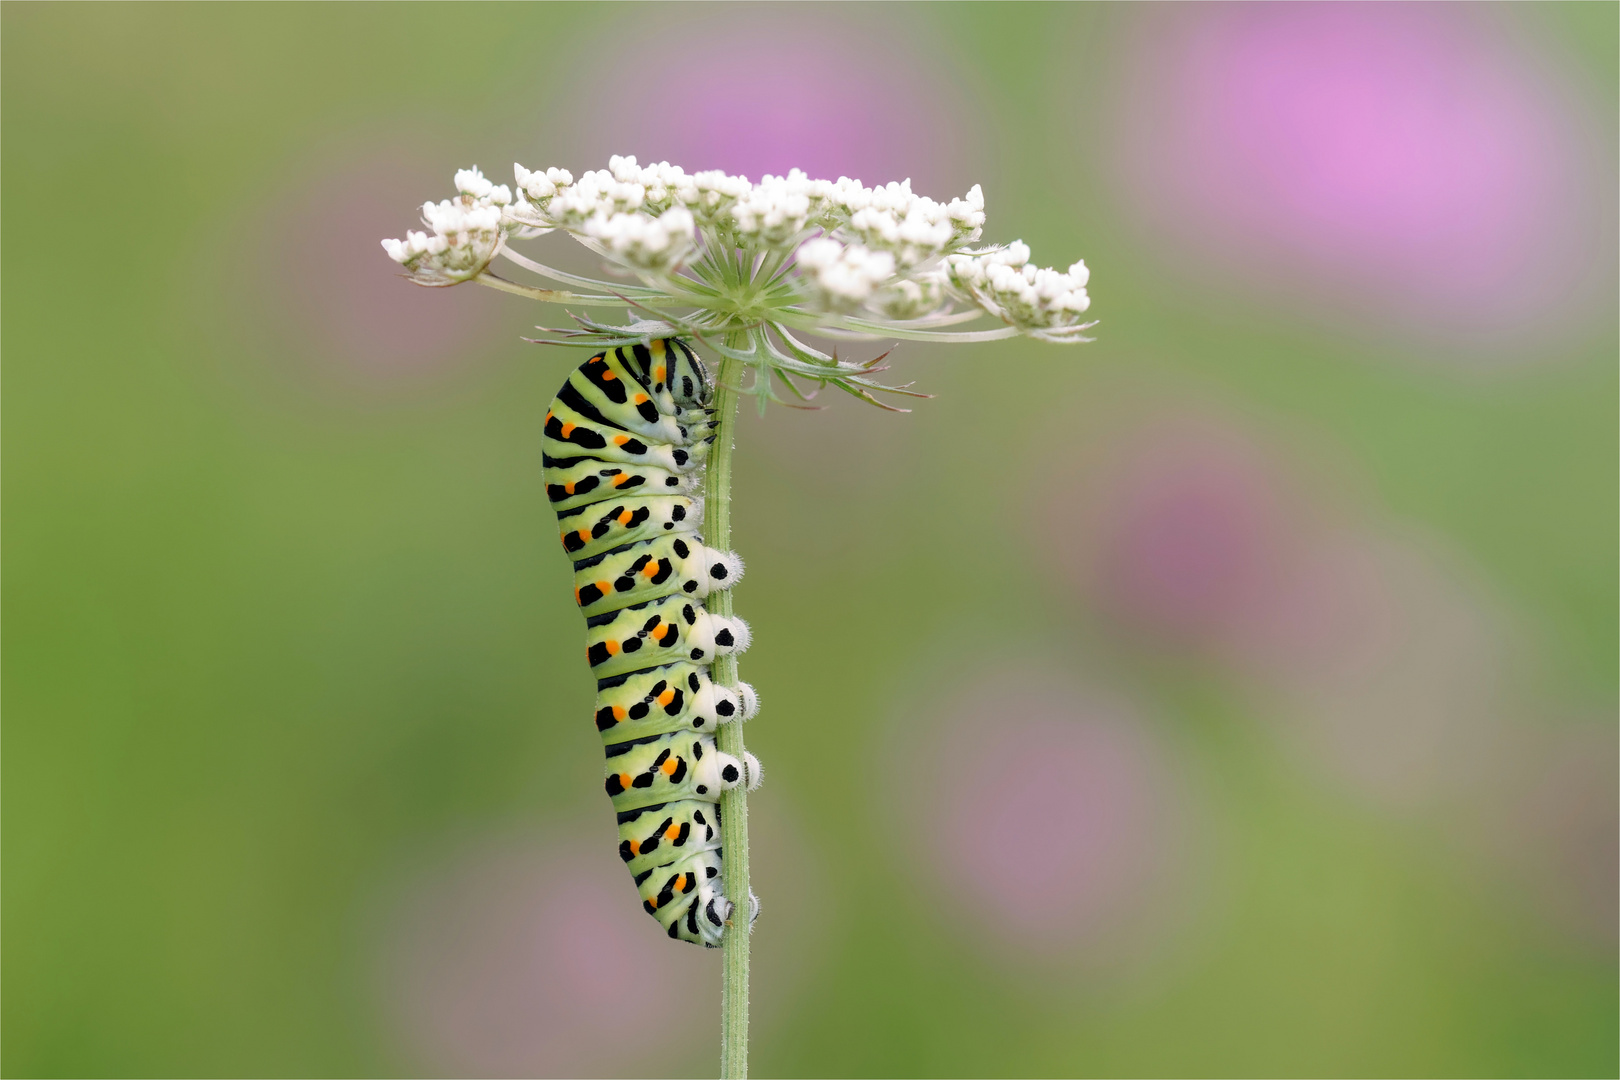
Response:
612,706,626,721
657,689,676,706
564,482,576,494
614,475,632,487
596,580,611,593
561,422,576,438
629,839,641,855
573,587,581,604
577,529,591,543
661,757,679,775
664,824,680,841
673,873,687,890
634,394,648,404
618,772,631,788
613,435,629,446
604,640,620,655
641,561,660,579
602,370,616,381
618,510,633,524
655,366,667,383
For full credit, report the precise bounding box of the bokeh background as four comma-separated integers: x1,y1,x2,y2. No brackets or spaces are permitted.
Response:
4,3,1616,1076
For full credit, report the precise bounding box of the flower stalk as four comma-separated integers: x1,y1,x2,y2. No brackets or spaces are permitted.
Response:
704,340,750,1079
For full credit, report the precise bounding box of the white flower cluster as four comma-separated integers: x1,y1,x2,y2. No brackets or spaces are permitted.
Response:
381,166,513,285
504,157,984,271
795,238,896,310
584,206,697,272
384,156,1093,339
839,180,985,269
946,242,1092,337
512,163,574,205
500,156,1002,318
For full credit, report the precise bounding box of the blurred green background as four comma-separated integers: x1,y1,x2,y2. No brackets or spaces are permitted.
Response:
4,3,1616,1077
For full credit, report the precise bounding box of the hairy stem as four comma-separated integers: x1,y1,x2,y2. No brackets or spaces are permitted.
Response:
706,340,749,1079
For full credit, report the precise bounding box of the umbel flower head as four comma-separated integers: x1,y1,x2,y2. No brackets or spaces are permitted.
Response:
383,156,1094,410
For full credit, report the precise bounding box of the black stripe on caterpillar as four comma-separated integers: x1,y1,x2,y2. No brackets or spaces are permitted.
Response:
542,339,761,947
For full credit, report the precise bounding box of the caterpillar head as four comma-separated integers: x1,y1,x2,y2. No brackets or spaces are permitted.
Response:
666,338,710,409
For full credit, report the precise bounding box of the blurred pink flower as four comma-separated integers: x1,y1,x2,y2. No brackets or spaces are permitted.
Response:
378,830,710,1078
890,667,1196,964
1478,723,1620,948
1039,405,1519,808
1114,4,1608,345
555,9,981,195
1032,397,1615,949
1057,413,1300,646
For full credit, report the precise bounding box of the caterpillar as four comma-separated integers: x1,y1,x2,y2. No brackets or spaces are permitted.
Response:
543,338,761,947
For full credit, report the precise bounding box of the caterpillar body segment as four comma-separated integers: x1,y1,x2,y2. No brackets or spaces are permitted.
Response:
572,537,744,616
544,457,697,514
602,731,745,811
556,495,704,560
585,595,750,679
544,401,705,473
637,848,730,946
615,799,721,877
593,662,756,739
542,340,760,947
560,354,689,446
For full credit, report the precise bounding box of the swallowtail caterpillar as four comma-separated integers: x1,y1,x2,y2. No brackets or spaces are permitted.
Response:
544,337,761,946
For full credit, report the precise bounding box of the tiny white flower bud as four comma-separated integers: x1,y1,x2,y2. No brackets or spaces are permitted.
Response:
454,167,494,199
796,239,896,308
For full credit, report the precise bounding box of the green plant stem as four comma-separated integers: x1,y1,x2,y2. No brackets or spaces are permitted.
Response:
470,271,624,305
706,342,749,1080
